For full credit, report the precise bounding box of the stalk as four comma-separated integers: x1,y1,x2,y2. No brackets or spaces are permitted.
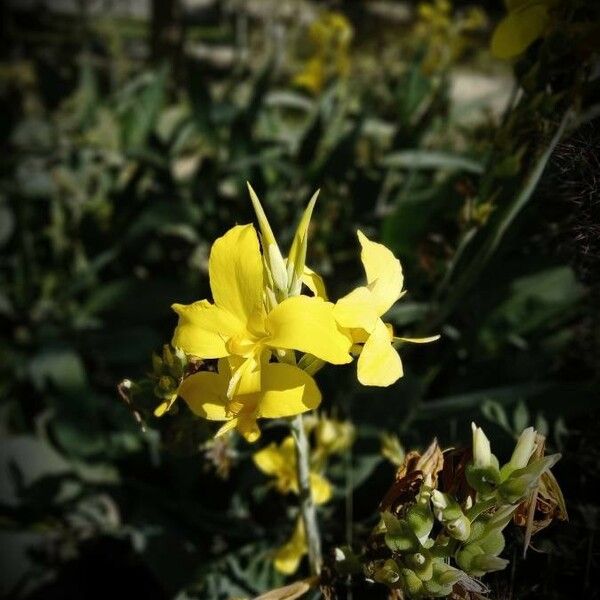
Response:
290,414,323,576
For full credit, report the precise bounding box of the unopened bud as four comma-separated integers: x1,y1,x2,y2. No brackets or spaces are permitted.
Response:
471,422,492,467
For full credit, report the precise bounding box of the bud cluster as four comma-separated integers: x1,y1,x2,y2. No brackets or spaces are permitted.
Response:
151,345,188,417
333,424,561,598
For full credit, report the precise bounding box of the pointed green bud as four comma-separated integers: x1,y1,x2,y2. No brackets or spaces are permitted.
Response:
498,454,561,503
287,190,319,295
470,554,509,574
471,422,492,467
247,182,288,296
499,426,540,481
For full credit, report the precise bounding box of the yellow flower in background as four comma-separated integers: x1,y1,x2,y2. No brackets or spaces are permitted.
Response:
334,231,439,387
491,0,556,59
274,517,307,575
415,0,487,72
168,187,352,442
253,436,332,504
312,415,355,462
294,11,353,94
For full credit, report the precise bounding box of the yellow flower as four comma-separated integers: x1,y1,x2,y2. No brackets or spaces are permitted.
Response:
491,0,556,59
334,231,439,387
294,11,353,94
313,416,355,461
170,188,352,442
274,517,307,575
253,436,332,505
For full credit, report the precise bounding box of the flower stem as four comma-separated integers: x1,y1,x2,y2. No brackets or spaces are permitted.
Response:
290,413,322,576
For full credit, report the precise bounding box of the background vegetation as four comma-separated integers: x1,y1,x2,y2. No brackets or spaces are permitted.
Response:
0,1,598,598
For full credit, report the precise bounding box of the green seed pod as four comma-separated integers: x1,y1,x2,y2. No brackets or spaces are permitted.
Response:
431,491,471,541
400,567,425,597
445,515,471,542
383,512,420,553
152,352,163,374
407,489,434,541
373,559,401,585
405,550,434,582
470,554,509,574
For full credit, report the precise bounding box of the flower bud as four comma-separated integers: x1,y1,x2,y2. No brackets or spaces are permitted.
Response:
471,422,491,467
400,568,425,596
382,512,419,553
470,554,509,574
498,454,560,504
373,559,400,585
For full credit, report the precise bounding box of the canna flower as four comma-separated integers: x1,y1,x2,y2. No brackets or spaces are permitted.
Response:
253,435,332,504
333,232,438,386
491,0,556,60
170,188,352,441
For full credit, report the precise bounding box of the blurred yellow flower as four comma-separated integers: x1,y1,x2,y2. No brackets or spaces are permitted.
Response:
253,436,332,504
294,11,353,94
415,0,487,72
274,517,307,575
313,416,355,461
334,232,439,387
491,0,556,59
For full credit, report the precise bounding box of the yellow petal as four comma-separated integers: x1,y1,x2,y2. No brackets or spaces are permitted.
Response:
491,4,549,59
237,416,261,442
258,363,322,418
178,370,229,420
208,224,264,323
394,335,441,344
301,266,328,299
357,230,404,316
334,286,380,331
253,442,287,476
310,472,333,504
171,300,242,358
274,518,307,575
357,319,403,387
266,296,352,364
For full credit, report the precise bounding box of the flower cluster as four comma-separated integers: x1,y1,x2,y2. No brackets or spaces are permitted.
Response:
160,185,437,441
333,424,564,598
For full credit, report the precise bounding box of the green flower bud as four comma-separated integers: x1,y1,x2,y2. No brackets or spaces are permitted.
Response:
407,488,434,542
431,491,471,541
152,352,163,374
423,563,461,597
498,454,560,503
373,559,400,585
400,568,425,597
470,554,509,574
406,550,434,582
471,422,492,467
446,516,471,542
510,427,537,470
383,512,420,553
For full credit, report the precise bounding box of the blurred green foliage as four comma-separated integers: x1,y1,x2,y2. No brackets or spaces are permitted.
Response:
0,1,598,598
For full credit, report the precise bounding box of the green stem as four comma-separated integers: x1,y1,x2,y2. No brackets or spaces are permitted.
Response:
290,414,322,576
